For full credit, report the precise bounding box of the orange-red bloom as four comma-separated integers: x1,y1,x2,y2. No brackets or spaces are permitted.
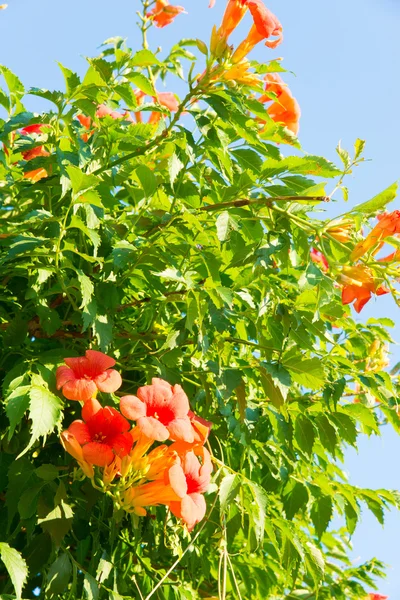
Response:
120,378,194,443
168,449,213,531
66,398,133,467
368,595,389,600
56,349,122,401
148,92,180,124
259,73,301,135
324,218,353,244
340,266,389,313
351,210,400,261
310,248,329,272
232,0,283,62
20,123,50,161
147,0,186,28
218,0,248,40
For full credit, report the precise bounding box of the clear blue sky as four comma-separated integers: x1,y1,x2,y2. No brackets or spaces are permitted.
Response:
1,0,400,595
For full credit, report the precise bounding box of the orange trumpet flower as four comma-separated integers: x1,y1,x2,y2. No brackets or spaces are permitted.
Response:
259,73,300,135
351,210,400,261
232,0,283,62
340,266,389,313
147,0,186,28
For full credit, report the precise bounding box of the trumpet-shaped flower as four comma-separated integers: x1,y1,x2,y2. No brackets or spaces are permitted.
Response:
351,210,400,260
123,464,186,516
368,595,389,600
168,450,213,531
259,73,300,135
340,266,389,313
120,378,194,443
56,349,122,401
147,0,186,28
232,1,283,62
66,398,133,467
60,430,94,478
217,0,248,40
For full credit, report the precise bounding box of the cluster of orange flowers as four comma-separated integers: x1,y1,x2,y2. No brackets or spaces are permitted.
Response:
57,350,212,531
309,211,400,313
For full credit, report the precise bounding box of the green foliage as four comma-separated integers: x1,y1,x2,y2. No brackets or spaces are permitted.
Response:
0,3,399,600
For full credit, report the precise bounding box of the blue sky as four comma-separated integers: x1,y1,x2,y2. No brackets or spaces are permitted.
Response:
1,0,400,595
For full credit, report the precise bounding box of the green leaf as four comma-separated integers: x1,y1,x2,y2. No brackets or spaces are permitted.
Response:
46,553,72,596
247,481,268,545
77,270,94,308
310,495,333,539
35,464,59,481
83,572,100,600
352,182,398,214
215,211,239,242
66,165,100,201
259,367,285,409
94,314,113,351
219,473,241,513
283,355,325,389
315,415,338,455
232,149,263,173
19,383,63,456
304,542,325,587
136,164,158,197
336,142,351,168
294,414,315,457
69,216,101,250
0,543,28,600
58,63,81,97
282,480,309,520
0,65,24,109
168,152,184,187
126,72,156,96
130,49,162,67
5,385,30,440
354,138,366,160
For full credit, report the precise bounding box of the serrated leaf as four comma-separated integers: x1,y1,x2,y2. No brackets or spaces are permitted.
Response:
283,355,325,389
5,385,30,440
315,415,337,455
168,152,184,187
352,182,397,214
354,138,366,159
219,473,241,512
136,164,157,197
130,49,162,67
126,72,156,96
0,543,28,600
282,480,309,520
215,211,239,242
310,495,333,539
247,481,268,545
19,384,63,457
294,414,315,457
77,270,94,308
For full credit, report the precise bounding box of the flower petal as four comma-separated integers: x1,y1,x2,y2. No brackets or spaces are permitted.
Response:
95,369,122,393
167,417,195,443
137,416,169,441
180,493,206,530
120,395,147,420
68,420,92,445
82,398,102,422
85,349,116,370
82,442,114,467
112,432,134,457
62,378,97,401
168,464,188,498
169,384,190,417
56,366,76,390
